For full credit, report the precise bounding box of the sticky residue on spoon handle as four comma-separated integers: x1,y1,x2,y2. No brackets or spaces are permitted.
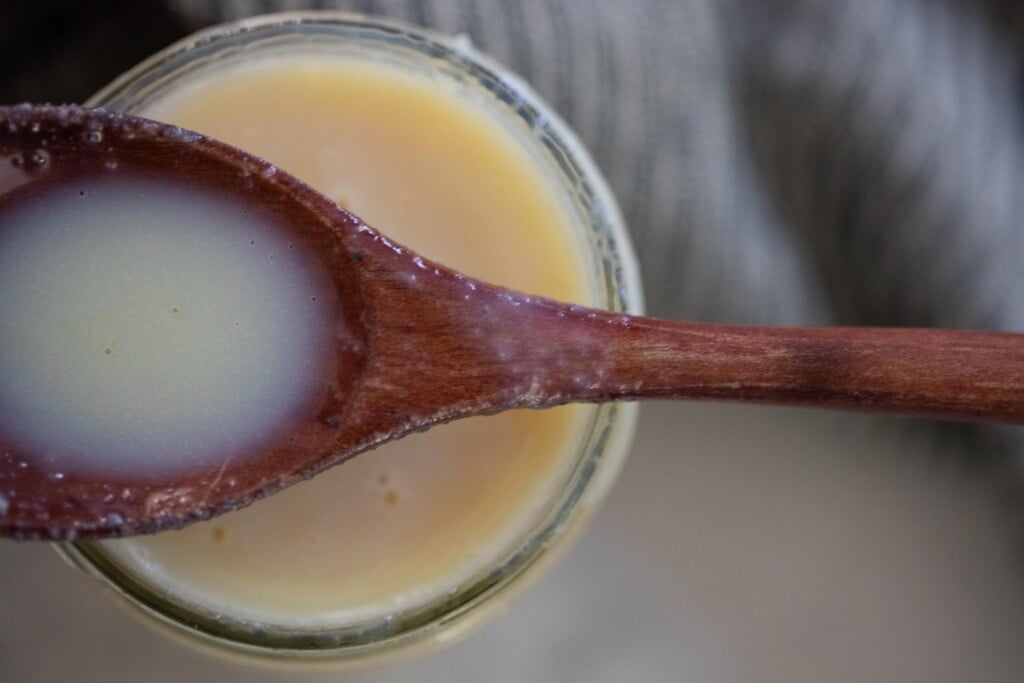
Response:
330,227,1024,426
458,297,1024,423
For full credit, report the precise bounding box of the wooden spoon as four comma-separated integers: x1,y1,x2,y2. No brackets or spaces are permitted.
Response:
1,104,1022,541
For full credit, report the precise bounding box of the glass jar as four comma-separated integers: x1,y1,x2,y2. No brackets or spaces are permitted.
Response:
56,11,642,667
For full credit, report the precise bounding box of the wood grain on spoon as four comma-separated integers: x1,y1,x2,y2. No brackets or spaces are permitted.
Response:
1,104,1022,541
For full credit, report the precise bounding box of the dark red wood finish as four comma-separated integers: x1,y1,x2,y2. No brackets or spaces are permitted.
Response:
1,105,1022,540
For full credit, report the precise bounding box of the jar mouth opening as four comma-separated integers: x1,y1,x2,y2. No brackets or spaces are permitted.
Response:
68,10,642,661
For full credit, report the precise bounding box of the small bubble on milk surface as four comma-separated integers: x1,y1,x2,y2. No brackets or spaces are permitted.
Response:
0,174,333,476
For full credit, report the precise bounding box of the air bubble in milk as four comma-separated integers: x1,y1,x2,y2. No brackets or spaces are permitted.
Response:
22,149,49,175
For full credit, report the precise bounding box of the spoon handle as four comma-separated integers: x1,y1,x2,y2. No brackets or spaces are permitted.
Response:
367,254,1024,425
525,309,1024,423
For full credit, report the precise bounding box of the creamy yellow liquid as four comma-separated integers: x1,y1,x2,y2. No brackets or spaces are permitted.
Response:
100,55,598,625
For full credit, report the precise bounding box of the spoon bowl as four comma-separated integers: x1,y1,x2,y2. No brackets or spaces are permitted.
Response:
2,104,1023,540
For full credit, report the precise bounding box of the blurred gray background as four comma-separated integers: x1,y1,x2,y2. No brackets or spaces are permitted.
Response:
3,1,1024,681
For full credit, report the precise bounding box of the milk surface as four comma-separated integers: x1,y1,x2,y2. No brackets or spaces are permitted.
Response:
0,175,330,475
